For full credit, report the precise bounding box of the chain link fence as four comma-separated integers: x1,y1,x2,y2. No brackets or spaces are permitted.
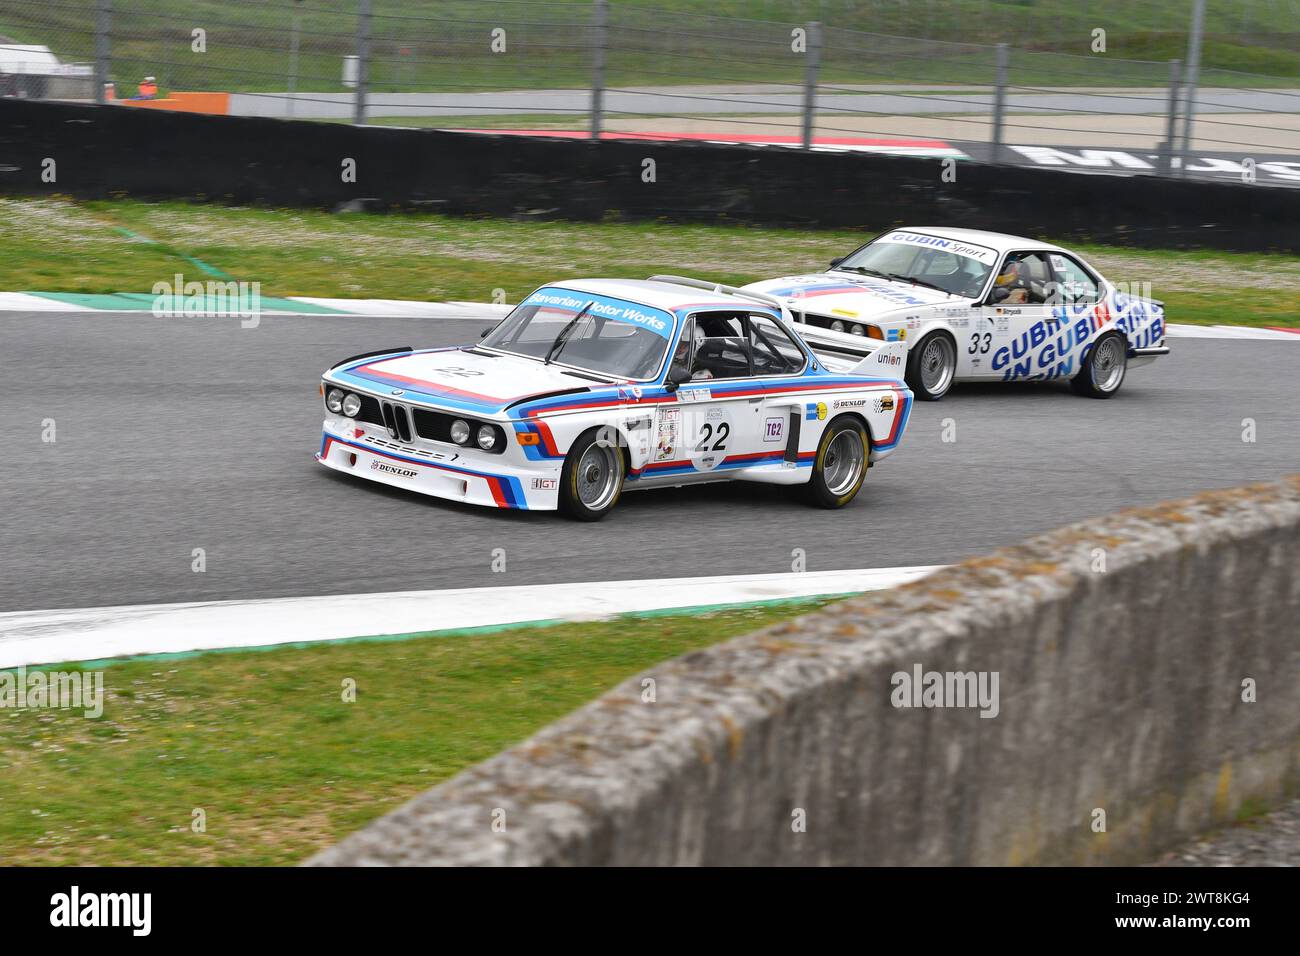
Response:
2,0,1297,179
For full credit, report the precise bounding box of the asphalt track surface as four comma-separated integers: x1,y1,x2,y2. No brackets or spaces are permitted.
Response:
4,310,1298,613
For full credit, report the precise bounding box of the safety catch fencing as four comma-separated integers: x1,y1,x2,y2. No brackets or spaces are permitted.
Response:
1,0,1297,181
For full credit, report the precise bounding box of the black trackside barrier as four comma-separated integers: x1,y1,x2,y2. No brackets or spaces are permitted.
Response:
1,98,1296,253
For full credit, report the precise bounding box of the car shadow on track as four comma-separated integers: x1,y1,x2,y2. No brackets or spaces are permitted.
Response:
311,458,842,519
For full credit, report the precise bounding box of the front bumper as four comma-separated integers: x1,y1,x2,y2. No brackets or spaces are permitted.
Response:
316,419,561,510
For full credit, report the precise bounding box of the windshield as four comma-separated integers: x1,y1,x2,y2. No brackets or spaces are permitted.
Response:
836,231,998,298
481,288,676,380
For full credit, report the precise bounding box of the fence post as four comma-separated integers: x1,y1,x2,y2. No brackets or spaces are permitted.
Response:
1159,58,1182,176
990,42,1009,165
287,1,303,118
1178,0,1206,177
590,0,608,140
353,0,372,125
801,21,822,150
94,0,112,104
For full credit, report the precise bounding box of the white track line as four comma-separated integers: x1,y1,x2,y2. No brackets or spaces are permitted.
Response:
288,298,513,319
0,292,95,311
0,567,941,669
1165,323,1300,340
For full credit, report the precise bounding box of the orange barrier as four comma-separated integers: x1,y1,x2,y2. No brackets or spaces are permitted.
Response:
111,92,230,115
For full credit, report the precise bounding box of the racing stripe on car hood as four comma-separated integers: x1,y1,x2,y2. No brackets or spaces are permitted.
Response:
330,349,604,415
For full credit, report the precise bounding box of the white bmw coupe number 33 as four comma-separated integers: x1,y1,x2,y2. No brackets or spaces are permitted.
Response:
744,227,1169,401
318,276,913,520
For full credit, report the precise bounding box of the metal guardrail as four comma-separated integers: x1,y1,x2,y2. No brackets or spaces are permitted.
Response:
1,0,1297,179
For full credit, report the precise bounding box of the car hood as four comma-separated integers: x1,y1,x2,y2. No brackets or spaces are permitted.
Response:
329,347,614,416
745,271,959,320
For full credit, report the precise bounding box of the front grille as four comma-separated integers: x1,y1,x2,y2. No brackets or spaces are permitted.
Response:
355,394,384,426
412,408,506,455
380,400,413,442
323,382,506,455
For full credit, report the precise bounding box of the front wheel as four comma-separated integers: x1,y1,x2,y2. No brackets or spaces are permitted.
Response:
806,416,869,509
1071,331,1127,398
559,428,625,521
905,332,957,401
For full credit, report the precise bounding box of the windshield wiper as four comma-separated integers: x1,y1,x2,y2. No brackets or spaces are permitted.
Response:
841,265,952,296
886,273,954,296
544,300,595,365
835,266,891,279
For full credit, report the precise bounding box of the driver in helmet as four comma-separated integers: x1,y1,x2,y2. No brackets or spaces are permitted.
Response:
992,256,1030,304
669,325,713,381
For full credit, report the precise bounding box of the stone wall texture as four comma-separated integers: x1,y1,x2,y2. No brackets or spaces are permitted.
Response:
311,477,1300,865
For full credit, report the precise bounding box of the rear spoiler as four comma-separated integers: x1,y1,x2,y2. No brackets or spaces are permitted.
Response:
647,273,906,379
647,274,797,329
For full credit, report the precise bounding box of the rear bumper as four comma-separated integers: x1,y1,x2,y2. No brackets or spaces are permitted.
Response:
316,425,560,510
1127,343,1170,370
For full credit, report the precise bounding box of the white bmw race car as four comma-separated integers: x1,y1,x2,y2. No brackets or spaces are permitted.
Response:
318,276,913,520
744,227,1169,400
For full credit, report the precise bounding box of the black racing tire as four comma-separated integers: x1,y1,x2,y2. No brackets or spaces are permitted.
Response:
559,427,625,521
1070,331,1128,398
806,415,870,509
904,331,958,401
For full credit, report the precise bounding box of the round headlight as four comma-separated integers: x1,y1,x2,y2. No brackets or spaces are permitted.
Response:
450,419,471,445
341,393,362,418
476,425,497,450
830,320,845,333
849,324,866,336
326,388,344,413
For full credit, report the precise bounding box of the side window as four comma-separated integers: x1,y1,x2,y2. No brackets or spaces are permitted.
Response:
748,313,806,376
991,252,1052,305
669,315,698,378
1048,253,1100,304
689,312,750,380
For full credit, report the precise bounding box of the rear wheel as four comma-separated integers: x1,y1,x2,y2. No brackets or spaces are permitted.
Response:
806,416,869,509
1071,331,1127,398
905,332,957,401
559,428,624,521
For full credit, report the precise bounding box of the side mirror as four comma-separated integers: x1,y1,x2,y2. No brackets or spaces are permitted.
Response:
829,257,845,269
479,327,493,338
664,364,691,392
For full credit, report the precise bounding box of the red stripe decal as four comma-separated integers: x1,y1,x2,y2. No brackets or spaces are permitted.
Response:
355,364,511,404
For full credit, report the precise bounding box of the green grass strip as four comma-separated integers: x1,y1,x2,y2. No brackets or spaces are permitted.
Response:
0,596,839,865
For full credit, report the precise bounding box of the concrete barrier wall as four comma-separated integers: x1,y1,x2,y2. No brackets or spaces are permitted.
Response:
311,477,1300,866
2,98,1299,252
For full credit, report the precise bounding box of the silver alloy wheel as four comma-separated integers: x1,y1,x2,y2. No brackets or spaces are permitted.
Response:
919,335,956,395
823,429,865,497
576,442,621,510
1091,335,1126,392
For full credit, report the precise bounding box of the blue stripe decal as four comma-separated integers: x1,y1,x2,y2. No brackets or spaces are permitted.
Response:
629,451,811,481
523,288,677,340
